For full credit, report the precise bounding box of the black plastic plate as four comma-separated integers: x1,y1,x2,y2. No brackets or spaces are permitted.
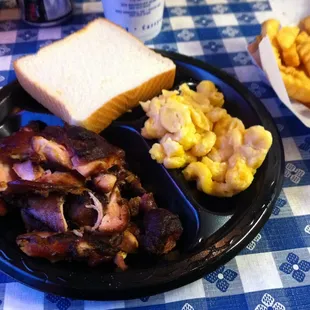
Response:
0,51,284,300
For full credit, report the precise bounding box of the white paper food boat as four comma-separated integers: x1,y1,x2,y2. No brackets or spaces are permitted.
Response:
248,0,310,127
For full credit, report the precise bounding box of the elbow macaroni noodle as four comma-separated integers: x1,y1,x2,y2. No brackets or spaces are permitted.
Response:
141,80,272,197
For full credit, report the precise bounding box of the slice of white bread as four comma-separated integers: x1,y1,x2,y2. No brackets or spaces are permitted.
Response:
14,18,176,133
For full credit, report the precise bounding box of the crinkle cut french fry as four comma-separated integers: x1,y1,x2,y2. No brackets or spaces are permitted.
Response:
297,40,310,76
272,44,282,67
261,19,280,40
276,26,300,50
296,31,309,45
301,16,310,34
281,68,310,104
299,64,309,75
281,66,309,82
282,43,300,67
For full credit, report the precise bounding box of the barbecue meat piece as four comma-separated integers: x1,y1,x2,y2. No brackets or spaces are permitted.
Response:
128,193,157,215
141,208,183,255
140,193,157,212
66,192,105,228
13,160,44,181
64,125,125,163
113,168,146,197
119,230,138,253
38,170,84,187
41,125,125,177
21,209,51,231
32,136,72,169
127,222,140,239
0,121,42,161
71,157,121,178
0,122,44,185
39,126,67,146
93,173,117,193
128,197,140,217
16,231,123,265
0,159,18,185
98,187,129,234
6,180,85,196
67,194,97,228
23,194,68,232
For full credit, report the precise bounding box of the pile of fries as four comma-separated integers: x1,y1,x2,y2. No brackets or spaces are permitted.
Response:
256,16,310,106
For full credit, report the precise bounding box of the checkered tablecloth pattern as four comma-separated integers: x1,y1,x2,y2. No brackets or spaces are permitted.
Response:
1,0,310,309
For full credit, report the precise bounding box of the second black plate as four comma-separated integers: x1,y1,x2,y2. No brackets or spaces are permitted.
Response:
0,51,284,300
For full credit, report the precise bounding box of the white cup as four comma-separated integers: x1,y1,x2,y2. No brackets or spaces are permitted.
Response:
101,0,165,42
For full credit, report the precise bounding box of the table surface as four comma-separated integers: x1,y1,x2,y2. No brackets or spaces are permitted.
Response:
1,0,310,309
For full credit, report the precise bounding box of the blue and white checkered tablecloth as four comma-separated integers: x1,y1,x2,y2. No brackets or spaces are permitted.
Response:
1,0,310,309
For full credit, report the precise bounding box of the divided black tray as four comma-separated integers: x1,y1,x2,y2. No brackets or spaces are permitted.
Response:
0,51,284,300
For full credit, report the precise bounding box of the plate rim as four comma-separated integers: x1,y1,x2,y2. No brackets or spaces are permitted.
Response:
0,50,284,300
